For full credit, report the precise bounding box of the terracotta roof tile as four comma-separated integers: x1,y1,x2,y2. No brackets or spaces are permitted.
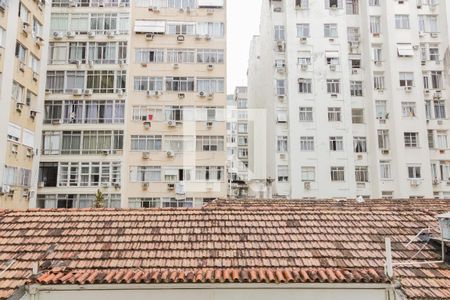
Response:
0,199,448,300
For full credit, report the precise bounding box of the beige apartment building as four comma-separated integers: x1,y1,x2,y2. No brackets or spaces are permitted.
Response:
36,0,227,209
0,0,50,209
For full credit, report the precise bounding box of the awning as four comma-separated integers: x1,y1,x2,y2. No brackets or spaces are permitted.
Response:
198,0,224,8
325,51,339,58
134,20,166,34
164,169,178,176
397,44,414,56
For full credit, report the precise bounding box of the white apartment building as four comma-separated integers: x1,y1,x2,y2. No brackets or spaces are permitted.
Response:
0,0,50,209
248,0,450,199
36,0,226,209
226,87,248,197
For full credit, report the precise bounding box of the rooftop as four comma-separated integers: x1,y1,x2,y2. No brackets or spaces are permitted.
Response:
0,199,449,299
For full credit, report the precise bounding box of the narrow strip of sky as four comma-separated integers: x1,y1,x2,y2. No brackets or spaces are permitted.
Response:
227,0,262,94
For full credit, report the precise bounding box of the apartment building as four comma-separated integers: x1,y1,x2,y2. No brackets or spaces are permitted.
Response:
226,87,248,197
36,0,226,209
0,0,50,209
248,0,450,199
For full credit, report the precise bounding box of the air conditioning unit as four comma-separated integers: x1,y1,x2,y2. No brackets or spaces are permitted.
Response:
101,182,110,188
146,90,154,97
19,62,25,72
301,64,308,71
438,120,444,125
32,72,39,81
434,91,442,99
421,60,426,66
277,41,285,51
375,61,382,66
30,110,38,119
84,89,93,96
22,23,30,35
16,102,24,112
69,0,78,7
304,181,311,190
381,149,389,155
167,120,176,127
350,41,359,48
357,154,363,160
198,91,206,97
102,150,110,156
167,183,175,191
67,31,76,38
300,37,307,44
206,121,213,127
329,64,336,71
143,121,151,129
145,33,154,41
204,35,212,40
117,89,125,97
195,34,202,40
88,31,95,38
107,31,116,38
431,32,438,38
73,88,83,96
410,179,421,187
35,36,44,47
177,35,185,42
404,86,412,92
279,153,286,160
142,182,149,190
140,62,148,67
142,152,150,159
207,64,214,71
114,183,121,189
419,31,425,37
148,6,160,12
207,8,214,15
53,31,63,40
37,182,45,188
207,93,214,100
352,69,358,74
178,93,185,99
173,63,179,69
167,150,175,157
88,60,94,68
11,145,18,154
433,178,441,185
52,119,62,125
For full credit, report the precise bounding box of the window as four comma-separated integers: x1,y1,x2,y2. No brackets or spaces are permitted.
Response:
12,81,24,103
429,46,439,61
330,167,345,182
274,25,285,41
428,130,435,148
196,22,224,37
329,136,344,151
196,49,224,63
378,130,390,150
296,0,309,9
352,108,364,124
373,73,385,90
66,71,85,92
26,91,36,106
328,107,341,122
431,71,442,89
370,16,381,34
372,46,382,62
167,48,195,63
195,166,224,182
131,135,162,151
324,24,338,38
297,24,310,37
380,161,391,180
418,15,438,33
276,80,285,96
375,100,387,119
369,0,380,6
346,0,359,15
402,102,416,117
19,2,30,23
408,165,421,179
326,79,340,94
350,81,363,96
299,107,313,122
404,132,419,148
134,76,164,91
347,27,360,42
355,166,369,183
197,78,225,93
325,0,342,9
166,77,195,92
28,54,40,73
70,13,89,33
130,166,161,182
86,70,126,93
277,165,289,182
300,136,314,151
277,136,288,152
15,42,27,63
298,51,311,65
354,137,367,153
298,78,312,93
301,167,315,182
437,131,447,149
51,13,69,32
434,100,446,119
395,15,410,29
196,136,225,152
7,123,21,143
399,72,414,87
325,51,339,65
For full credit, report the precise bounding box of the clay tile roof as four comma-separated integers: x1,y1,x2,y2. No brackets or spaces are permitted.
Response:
0,199,449,300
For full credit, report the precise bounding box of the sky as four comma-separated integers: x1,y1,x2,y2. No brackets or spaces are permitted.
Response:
226,0,262,94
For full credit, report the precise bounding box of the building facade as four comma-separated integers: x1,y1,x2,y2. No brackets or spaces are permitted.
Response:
0,0,50,209
226,87,248,197
36,0,227,209
248,0,450,199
